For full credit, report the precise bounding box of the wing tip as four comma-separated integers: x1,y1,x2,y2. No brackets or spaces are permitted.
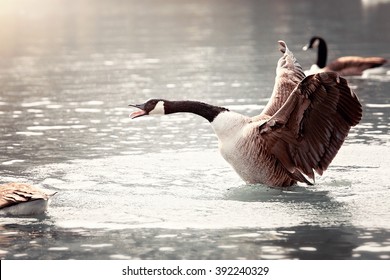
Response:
278,40,287,54
315,72,363,126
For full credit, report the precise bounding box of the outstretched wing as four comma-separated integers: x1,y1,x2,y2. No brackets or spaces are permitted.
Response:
261,41,306,117
259,72,362,181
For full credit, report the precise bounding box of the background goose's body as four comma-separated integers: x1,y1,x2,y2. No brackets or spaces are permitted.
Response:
0,183,56,216
130,41,362,187
304,36,387,76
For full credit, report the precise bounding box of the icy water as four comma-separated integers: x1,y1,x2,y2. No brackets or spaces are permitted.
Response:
0,0,390,260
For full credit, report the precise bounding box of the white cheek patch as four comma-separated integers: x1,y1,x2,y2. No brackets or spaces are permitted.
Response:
149,101,165,115
313,38,320,48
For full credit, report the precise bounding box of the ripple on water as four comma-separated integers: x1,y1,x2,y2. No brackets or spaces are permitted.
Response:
1,159,25,165
75,108,102,113
21,100,51,107
15,131,44,136
48,247,69,251
27,125,88,130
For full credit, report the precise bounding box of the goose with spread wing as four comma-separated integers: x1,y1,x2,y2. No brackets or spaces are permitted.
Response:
129,41,362,187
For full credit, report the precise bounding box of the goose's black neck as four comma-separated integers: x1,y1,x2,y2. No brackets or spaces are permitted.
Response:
163,100,229,122
314,37,327,68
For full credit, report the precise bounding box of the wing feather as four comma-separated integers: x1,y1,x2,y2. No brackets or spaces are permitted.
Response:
260,72,362,182
0,183,55,209
261,41,306,117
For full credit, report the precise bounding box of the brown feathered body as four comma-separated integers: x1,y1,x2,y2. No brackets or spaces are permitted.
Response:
324,56,387,76
0,183,56,216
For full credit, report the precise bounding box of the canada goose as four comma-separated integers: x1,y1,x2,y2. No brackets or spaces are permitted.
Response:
0,183,56,216
303,36,387,76
130,41,362,187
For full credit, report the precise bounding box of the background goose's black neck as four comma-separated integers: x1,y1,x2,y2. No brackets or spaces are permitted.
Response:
163,100,228,122
316,37,327,68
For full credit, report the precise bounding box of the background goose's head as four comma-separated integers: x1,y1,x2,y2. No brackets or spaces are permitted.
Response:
129,99,166,119
302,36,323,51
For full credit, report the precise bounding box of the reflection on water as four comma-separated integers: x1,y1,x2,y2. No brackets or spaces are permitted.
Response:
1,222,389,260
1,0,390,259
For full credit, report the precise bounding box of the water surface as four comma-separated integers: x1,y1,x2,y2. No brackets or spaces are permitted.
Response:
1,0,389,260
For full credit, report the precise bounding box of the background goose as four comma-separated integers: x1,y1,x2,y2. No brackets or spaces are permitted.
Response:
303,36,387,76
130,41,362,187
0,183,56,216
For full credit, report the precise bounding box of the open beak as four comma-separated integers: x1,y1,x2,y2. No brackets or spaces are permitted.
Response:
129,103,147,119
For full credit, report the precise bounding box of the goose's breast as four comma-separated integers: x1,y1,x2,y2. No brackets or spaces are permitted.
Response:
212,112,292,185
218,127,272,184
